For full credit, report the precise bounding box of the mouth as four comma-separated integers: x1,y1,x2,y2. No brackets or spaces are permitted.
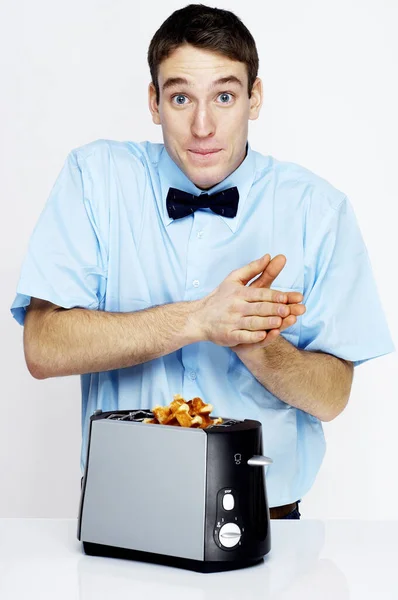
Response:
187,149,222,161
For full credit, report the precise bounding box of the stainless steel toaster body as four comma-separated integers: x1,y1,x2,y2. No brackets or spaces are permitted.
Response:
77,410,272,572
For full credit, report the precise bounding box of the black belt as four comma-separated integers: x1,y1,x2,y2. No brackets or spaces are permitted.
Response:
269,502,298,519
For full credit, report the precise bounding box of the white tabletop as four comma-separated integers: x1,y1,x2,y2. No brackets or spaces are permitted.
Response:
0,518,397,599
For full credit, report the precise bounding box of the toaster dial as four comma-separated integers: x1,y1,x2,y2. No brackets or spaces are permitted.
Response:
218,522,241,548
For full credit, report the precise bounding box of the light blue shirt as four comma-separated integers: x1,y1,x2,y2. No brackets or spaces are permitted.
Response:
11,139,394,507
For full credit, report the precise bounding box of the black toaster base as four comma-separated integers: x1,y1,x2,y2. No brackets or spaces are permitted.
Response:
82,542,264,573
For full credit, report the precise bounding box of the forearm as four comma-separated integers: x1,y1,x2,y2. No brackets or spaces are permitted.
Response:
234,336,353,421
24,301,203,379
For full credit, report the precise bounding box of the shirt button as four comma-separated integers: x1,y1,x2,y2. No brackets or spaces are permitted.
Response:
197,231,204,239
189,371,197,380
192,280,200,288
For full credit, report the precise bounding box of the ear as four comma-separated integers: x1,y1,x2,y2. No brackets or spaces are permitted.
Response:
148,82,161,125
249,77,263,121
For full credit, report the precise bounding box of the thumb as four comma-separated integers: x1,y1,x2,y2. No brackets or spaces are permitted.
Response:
249,254,287,289
230,254,271,285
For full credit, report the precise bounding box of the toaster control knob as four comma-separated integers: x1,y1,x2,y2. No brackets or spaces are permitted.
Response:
218,523,241,548
222,493,235,511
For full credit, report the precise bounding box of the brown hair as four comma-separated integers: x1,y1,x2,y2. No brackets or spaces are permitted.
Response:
148,4,259,104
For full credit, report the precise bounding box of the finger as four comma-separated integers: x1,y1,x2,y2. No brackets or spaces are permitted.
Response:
285,291,304,304
243,301,291,318
230,329,267,345
240,315,283,331
235,314,297,352
247,288,304,304
249,254,286,289
229,254,271,285
244,287,288,303
288,304,306,317
279,315,297,331
258,328,281,345
262,328,281,344
234,329,281,351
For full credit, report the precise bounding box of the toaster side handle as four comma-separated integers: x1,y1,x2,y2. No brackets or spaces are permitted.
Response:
247,455,273,466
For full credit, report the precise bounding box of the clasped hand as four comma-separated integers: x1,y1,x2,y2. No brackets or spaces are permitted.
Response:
196,254,306,349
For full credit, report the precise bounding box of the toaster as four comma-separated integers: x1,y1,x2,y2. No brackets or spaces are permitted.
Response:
77,409,273,573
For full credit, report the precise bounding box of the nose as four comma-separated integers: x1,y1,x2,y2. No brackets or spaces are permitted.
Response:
191,104,216,138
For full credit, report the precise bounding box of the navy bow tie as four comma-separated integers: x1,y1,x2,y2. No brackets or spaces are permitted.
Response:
166,186,239,220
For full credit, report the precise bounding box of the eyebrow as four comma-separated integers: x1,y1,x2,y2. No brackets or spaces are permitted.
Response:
162,75,244,92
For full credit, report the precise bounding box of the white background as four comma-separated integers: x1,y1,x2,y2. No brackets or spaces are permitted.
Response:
0,0,396,519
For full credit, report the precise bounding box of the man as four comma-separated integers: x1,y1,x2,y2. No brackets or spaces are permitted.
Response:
11,4,394,519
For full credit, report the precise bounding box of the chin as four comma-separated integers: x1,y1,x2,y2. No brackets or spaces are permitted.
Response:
188,168,226,190
191,177,221,190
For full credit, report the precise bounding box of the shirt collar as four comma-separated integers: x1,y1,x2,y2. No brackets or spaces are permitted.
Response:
158,142,256,233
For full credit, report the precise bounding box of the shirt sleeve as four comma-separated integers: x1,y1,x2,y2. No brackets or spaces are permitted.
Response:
298,195,394,367
10,150,107,326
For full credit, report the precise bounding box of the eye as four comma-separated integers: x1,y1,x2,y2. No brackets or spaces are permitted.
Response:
172,94,188,105
217,92,233,104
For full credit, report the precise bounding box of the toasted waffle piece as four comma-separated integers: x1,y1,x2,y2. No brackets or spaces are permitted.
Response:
145,395,222,428
164,411,179,425
169,397,185,413
193,397,214,415
176,410,202,428
187,398,213,416
198,414,213,428
152,405,171,424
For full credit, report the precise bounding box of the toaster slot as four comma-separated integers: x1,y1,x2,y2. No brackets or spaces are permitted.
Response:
105,410,154,421
95,409,243,428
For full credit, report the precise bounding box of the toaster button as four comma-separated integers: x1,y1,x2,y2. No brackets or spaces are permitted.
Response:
219,523,241,548
222,493,235,511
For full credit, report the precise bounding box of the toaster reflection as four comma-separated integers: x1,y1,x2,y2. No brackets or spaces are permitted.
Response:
77,520,350,600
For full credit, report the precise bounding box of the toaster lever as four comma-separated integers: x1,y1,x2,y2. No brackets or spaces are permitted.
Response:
247,455,273,466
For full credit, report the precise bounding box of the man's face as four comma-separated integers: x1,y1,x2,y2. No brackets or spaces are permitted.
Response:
148,44,262,190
